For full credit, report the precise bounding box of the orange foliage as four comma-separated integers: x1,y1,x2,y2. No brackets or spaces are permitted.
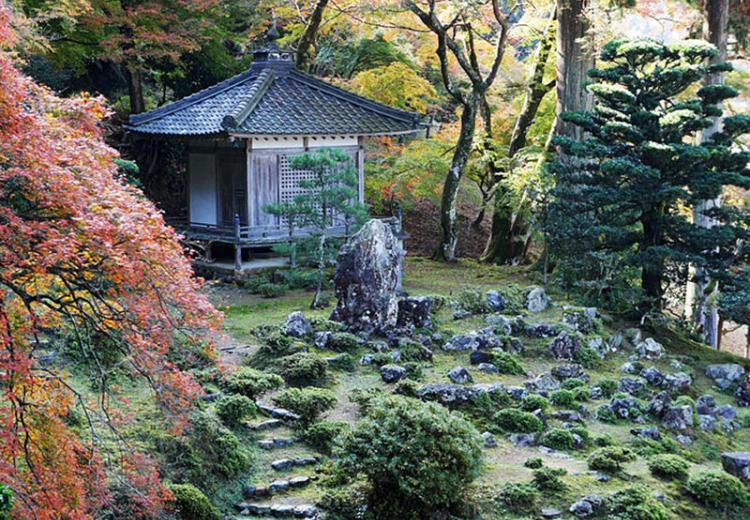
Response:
0,4,220,517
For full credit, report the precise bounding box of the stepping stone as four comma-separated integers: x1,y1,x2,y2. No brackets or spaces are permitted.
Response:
293,505,318,518
292,456,317,467
258,438,295,450
271,458,293,471
258,404,301,421
269,479,290,493
270,504,296,516
250,419,283,431
289,475,311,488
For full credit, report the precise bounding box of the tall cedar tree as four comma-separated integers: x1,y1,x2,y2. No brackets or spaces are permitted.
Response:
545,38,750,309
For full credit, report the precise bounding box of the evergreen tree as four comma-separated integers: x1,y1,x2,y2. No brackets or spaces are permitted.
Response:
265,148,367,308
545,38,750,310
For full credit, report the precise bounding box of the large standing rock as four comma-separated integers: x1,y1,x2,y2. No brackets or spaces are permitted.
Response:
549,332,582,360
636,338,663,360
737,373,750,407
285,311,313,338
526,287,550,313
721,452,750,483
397,296,433,329
330,220,402,333
705,364,745,390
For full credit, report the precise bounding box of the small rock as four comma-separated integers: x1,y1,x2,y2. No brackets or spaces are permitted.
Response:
360,354,375,365
551,363,588,381
469,350,494,365
270,504,296,517
662,405,694,431
636,338,663,360
541,508,563,519
696,394,717,415
509,433,537,447
271,459,292,471
314,331,331,348
562,306,599,333
485,314,512,335
735,374,750,407
268,480,289,493
569,500,593,518
675,434,693,446
526,287,550,313
289,476,311,488
705,364,745,390
610,397,640,419
486,290,507,311
293,505,318,518
448,366,473,384
380,364,407,383
251,419,283,431
507,386,528,400
721,452,750,483
477,362,499,374
640,367,665,386
663,372,692,394
285,311,313,338
620,361,640,374
715,404,737,421
482,431,498,448
292,457,317,467
699,414,716,431
589,386,603,400
630,427,661,441
647,391,672,417
618,377,646,395
452,309,473,320
397,296,433,329
244,504,271,515
549,332,582,360
524,373,561,395
416,383,482,407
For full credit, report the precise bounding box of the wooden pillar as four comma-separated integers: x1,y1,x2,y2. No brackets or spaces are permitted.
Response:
357,136,365,203
234,213,242,273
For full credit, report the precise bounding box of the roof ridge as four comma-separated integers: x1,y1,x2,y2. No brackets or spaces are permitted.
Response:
288,70,423,125
129,68,257,126
221,70,275,130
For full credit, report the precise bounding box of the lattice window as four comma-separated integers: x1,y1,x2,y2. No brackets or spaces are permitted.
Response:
278,153,355,229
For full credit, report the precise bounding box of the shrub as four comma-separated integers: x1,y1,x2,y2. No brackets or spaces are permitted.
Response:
215,394,256,427
550,389,576,407
608,486,669,520
560,378,586,390
277,352,328,387
453,287,490,314
256,282,288,298
326,332,361,352
336,394,483,518
524,457,544,469
685,470,750,509
166,483,220,520
541,429,576,451
596,405,617,423
573,345,600,368
318,482,369,520
587,446,636,473
302,421,349,455
492,352,525,375
572,386,590,402
493,409,543,433
393,379,419,397
273,388,337,425
593,433,614,447
597,379,618,398
498,482,539,512
647,454,689,481
570,426,590,445
223,367,283,399
0,484,12,520
327,353,357,372
532,466,567,492
520,394,549,412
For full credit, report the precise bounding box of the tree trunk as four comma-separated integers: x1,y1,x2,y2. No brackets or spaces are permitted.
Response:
685,0,728,347
641,210,664,307
296,0,329,72
127,66,146,115
555,0,594,140
482,9,556,264
433,97,478,261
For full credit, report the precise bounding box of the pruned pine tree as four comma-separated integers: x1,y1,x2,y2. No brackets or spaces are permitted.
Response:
545,38,750,313
265,148,367,308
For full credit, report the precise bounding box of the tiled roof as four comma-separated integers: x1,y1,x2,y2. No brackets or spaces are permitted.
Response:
126,62,424,137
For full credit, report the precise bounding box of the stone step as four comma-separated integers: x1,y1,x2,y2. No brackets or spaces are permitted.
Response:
270,457,318,471
258,404,301,422
249,419,285,431
258,438,295,450
236,503,318,518
243,476,313,498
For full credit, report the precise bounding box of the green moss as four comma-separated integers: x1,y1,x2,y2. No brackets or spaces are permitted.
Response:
647,454,690,481
685,470,750,509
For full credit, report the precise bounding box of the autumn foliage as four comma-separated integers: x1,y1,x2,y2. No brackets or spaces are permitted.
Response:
0,6,220,518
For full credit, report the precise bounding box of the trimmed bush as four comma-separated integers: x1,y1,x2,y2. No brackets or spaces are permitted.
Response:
560,378,586,390
302,420,349,454
166,483,220,520
493,409,543,433
393,379,419,397
326,332,361,352
647,454,690,481
572,386,590,401
541,429,576,451
327,353,357,372
685,470,750,509
550,389,576,407
215,394,256,427
492,352,525,375
573,345,600,368
596,405,617,423
597,379,618,398
520,394,549,412
336,394,483,518
587,446,636,473
223,367,283,399
318,483,370,520
277,352,328,387
453,287,490,315
532,466,567,492
498,482,539,512
592,433,614,447
524,457,544,469
607,486,669,520
273,387,337,425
